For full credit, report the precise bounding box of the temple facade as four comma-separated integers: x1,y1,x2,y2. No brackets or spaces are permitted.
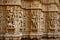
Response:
0,0,60,40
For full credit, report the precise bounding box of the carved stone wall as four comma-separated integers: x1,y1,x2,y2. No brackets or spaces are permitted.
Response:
0,0,60,40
